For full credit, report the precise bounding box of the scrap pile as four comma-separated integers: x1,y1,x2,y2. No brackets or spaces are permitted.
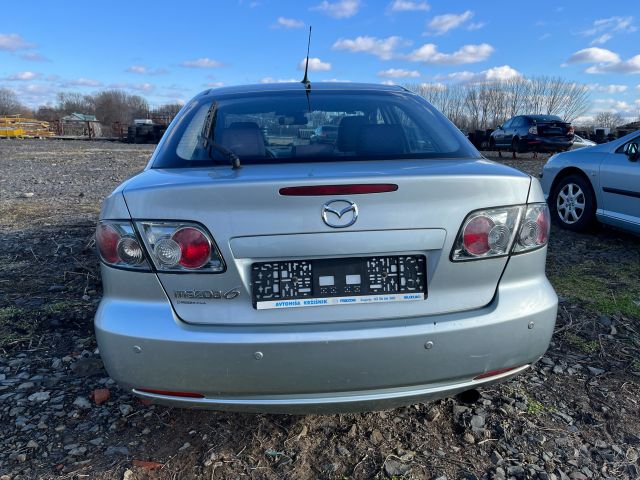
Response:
0,115,53,138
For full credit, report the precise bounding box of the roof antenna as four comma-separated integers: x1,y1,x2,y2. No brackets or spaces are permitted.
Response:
301,26,312,88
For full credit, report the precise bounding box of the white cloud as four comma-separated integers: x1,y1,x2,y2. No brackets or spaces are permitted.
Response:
377,68,420,78
311,0,360,19
591,33,612,45
388,0,429,12
20,52,48,62
567,48,640,74
298,57,332,71
105,82,156,92
205,81,225,88
381,80,395,85
587,83,628,93
62,77,102,87
273,17,304,28
260,77,298,83
5,71,40,81
0,33,33,51
566,47,621,64
180,58,223,68
467,22,485,31
427,10,474,35
332,36,405,60
126,65,168,75
585,54,640,74
581,16,636,45
131,82,155,92
408,43,494,65
438,65,521,83
637,84,640,91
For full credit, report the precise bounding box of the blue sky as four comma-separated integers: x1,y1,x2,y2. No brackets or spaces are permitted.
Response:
1,0,638,121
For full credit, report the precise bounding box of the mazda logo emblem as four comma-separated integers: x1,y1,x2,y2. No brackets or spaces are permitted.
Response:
321,200,358,228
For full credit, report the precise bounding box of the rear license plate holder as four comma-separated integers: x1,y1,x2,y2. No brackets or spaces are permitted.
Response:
251,255,426,310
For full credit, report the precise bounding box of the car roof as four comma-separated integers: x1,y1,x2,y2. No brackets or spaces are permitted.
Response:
525,114,562,119
198,82,406,98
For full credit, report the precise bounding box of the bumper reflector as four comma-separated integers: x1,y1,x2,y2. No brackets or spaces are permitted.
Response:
473,365,523,380
138,388,205,399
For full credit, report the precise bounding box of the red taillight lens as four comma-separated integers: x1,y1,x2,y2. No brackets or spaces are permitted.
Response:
173,227,211,269
536,208,550,244
567,126,574,135
136,221,225,272
513,203,550,252
96,223,120,263
463,216,493,255
96,221,149,270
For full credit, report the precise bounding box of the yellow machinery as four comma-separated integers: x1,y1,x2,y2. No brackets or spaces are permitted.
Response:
0,115,53,138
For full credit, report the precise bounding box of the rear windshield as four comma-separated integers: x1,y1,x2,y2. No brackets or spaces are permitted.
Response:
527,115,564,123
152,89,478,168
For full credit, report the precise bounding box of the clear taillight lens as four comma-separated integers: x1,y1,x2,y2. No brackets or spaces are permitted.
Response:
96,221,149,270
451,203,550,261
135,221,225,272
452,206,523,261
513,203,550,252
528,126,538,135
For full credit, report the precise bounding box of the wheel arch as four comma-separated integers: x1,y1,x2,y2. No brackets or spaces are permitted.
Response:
550,166,597,209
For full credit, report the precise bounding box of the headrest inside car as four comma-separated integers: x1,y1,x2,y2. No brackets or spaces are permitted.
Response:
357,124,407,155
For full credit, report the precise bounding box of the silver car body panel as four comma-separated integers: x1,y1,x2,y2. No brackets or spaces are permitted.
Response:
96,244,556,413
541,130,640,234
120,160,532,325
96,83,558,412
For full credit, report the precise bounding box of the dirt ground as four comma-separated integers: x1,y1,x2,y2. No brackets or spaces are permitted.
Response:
0,140,639,480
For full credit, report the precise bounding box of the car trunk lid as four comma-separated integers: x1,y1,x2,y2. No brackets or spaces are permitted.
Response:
122,159,531,325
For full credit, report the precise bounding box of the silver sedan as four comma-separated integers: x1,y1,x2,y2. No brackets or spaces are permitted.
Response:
94,82,557,413
541,130,640,233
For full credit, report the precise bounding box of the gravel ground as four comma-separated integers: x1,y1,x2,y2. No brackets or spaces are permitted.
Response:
0,140,639,480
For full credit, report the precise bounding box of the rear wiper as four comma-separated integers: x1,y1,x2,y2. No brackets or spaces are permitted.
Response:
201,101,241,169
208,142,241,169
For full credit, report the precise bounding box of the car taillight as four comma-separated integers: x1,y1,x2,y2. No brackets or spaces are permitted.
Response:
136,221,225,272
96,221,148,270
528,126,538,135
513,203,550,252
451,203,550,261
567,125,574,135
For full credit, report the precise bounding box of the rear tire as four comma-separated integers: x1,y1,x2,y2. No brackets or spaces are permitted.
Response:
511,137,522,154
549,174,596,232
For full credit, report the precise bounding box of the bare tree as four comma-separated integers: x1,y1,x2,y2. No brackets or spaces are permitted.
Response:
594,111,625,128
405,74,592,131
56,92,94,115
0,88,29,115
93,90,149,126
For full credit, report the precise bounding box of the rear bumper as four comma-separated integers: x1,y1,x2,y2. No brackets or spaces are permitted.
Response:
524,136,572,152
95,251,557,413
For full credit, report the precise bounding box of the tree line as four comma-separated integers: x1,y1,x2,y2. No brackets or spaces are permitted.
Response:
0,87,182,134
404,75,595,132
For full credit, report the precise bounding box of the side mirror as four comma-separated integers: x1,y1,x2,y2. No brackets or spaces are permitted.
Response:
627,142,639,162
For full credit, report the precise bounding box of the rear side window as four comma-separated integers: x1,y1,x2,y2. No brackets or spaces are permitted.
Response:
152,89,478,168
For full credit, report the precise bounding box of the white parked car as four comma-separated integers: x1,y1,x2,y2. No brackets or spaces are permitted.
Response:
570,134,596,150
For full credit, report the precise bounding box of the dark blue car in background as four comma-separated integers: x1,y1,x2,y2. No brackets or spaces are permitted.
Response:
490,115,574,154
